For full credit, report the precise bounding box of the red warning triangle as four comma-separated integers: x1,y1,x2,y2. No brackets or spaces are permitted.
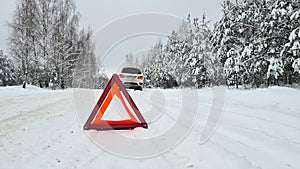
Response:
84,74,148,130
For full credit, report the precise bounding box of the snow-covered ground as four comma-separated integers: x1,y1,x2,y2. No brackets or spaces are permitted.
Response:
1,85,300,169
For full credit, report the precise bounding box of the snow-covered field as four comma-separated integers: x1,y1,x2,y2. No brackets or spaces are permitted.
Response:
1,85,300,169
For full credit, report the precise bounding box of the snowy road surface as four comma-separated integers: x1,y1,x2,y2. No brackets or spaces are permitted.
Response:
0,86,300,169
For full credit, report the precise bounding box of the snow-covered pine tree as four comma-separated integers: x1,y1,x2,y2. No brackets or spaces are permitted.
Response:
235,0,267,87
212,0,299,87
287,27,300,79
224,48,247,88
292,58,300,74
281,1,300,84
164,30,182,86
212,0,250,87
175,14,194,86
165,14,211,88
267,57,284,85
144,14,217,88
261,0,295,85
0,50,17,86
143,40,165,87
184,15,212,88
211,0,244,65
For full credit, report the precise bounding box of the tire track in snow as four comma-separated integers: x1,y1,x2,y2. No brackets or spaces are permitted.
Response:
220,108,300,145
0,91,71,121
210,125,300,169
0,92,73,137
225,108,300,132
208,106,300,169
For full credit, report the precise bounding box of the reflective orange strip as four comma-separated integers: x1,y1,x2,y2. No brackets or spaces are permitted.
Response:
93,88,114,122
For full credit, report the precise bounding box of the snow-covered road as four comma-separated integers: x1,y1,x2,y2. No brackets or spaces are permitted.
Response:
0,86,300,169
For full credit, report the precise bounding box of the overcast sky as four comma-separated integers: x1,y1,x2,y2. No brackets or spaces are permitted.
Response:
0,0,224,74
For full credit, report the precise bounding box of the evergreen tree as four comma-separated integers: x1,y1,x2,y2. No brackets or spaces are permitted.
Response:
188,16,211,88
267,57,284,85
211,0,249,87
144,14,217,88
263,0,295,85
212,0,300,87
281,1,300,84
0,50,17,86
143,41,165,87
224,48,247,88
212,0,244,65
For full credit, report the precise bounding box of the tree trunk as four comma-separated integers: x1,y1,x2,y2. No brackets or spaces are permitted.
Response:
22,80,26,89
39,79,43,88
45,73,50,88
235,73,239,89
23,48,29,89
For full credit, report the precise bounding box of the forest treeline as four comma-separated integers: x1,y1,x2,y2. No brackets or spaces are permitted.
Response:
143,0,300,89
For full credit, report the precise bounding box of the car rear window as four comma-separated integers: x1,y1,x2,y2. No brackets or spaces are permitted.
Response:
121,68,141,74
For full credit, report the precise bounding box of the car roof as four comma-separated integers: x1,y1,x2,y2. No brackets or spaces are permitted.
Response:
121,67,142,74
122,66,140,69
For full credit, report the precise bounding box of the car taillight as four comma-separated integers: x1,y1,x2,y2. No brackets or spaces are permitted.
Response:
119,74,125,78
137,76,144,80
